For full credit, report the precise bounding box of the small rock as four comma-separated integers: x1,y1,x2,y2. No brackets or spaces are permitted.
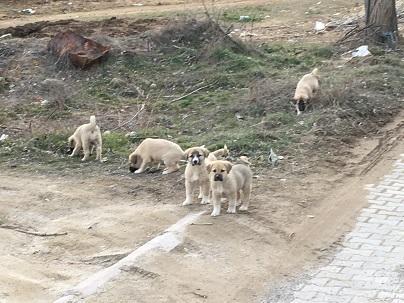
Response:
103,130,111,135
110,77,126,88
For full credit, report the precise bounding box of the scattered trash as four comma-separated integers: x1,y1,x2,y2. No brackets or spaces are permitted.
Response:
48,31,110,69
103,130,111,135
20,8,36,14
0,134,9,142
307,215,315,219
351,45,371,58
235,112,244,120
268,148,279,167
125,131,137,138
0,34,12,40
133,3,144,6
239,15,251,21
314,21,325,32
40,99,51,107
288,232,296,240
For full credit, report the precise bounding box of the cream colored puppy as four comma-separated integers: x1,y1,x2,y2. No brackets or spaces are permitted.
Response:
293,68,320,115
68,115,102,162
183,145,230,205
207,160,252,217
129,138,184,174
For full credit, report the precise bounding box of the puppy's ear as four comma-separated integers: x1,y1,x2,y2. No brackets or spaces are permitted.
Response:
129,154,138,164
224,161,233,173
206,163,212,173
183,148,191,158
202,148,210,157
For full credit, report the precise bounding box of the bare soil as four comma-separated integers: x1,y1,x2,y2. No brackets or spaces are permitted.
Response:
1,112,402,302
0,0,403,302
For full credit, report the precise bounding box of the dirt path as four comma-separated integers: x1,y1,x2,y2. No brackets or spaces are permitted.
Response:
0,0,269,29
0,113,402,302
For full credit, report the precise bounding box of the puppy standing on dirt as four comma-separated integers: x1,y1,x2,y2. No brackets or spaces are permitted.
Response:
207,159,252,217
293,68,320,115
68,115,102,162
128,138,184,174
183,145,229,206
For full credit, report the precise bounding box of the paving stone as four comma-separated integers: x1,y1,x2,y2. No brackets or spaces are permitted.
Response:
276,159,404,303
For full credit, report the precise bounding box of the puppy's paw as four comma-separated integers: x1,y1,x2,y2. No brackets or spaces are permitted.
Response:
182,199,192,206
197,193,203,199
227,207,236,214
200,196,209,205
134,169,144,174
236,200,242,207
239,205,249,211
81,158,88,162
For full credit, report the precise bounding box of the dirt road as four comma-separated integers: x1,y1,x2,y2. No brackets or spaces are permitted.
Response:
0,115,402,302
0,0,270,29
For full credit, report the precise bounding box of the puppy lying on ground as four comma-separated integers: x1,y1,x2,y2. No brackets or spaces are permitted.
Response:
183,145,230,206
129,138,184,174
207,159,252,217
293,68,320,115
68,115,102,162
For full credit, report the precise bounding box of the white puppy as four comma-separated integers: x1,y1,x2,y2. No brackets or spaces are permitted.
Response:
68,115,102,162
183,145,230,206
129,138,184,174
293,68,320,115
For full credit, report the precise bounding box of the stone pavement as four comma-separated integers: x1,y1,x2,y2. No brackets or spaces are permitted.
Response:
279,156,404,303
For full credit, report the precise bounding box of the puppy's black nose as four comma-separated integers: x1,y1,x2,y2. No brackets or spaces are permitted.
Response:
129,166,136,173
214,174,223,181
192,159,199,165
298,100,306,112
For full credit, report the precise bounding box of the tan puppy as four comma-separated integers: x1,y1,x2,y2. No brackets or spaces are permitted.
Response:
68,115,102,162
129,138,184,174
293,68,320,115
207,160,252,217
183,146,211,206
182,145,230,205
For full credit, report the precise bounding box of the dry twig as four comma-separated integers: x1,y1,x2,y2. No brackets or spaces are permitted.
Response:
0,224,67,237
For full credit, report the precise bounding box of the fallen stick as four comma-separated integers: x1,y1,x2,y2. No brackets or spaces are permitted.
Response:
190,222,213,226
0,224,68,237
169,84,212,104
111,103,145,131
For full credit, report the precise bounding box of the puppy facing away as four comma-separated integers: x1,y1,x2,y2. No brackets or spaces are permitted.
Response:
207,160,253,217
68,115,102,162
293,68,320,115
128,138,184,174
183,145,230,206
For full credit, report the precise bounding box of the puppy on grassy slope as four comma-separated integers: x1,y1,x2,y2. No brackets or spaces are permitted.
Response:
128,138,184,174
183,145,230,206
207,160,252,217
293,68,320,115
68,115,102,162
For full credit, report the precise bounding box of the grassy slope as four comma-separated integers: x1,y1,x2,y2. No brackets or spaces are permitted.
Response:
0,16,403,174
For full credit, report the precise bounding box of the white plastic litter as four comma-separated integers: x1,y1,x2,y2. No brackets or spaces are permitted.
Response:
20,8,35,14
352,45,371,58
0,134,9,141
314,21,325,31
0,34,12,40
239,15,251,21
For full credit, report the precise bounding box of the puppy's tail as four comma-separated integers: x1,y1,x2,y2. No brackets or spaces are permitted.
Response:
89,115,97,126
239,156,251,166
311,68,319,77
211,144,229,158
